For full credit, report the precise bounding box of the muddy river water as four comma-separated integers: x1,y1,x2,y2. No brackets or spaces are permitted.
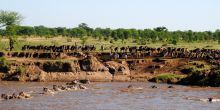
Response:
0,82,220,110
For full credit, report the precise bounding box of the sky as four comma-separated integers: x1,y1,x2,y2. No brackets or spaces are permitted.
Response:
0,0,220,31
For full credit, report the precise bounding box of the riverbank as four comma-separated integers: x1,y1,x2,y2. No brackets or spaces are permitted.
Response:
0,51,220,87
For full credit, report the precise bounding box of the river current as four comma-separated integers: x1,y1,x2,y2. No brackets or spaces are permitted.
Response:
0,82,220,110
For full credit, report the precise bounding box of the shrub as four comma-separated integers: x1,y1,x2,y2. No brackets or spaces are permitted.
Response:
16,66,25,74
179,70,220,87
171,39,177,45
0,57,7,66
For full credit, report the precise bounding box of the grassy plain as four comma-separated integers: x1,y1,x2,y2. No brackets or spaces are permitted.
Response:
0,36,220,52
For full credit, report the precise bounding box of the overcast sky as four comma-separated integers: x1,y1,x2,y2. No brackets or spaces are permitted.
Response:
1,0,219,31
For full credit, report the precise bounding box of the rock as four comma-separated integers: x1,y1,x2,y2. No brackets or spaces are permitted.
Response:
0,73,5,80
85,71,112,82
105,61,130,75
79,55,108,72
105,61,130,81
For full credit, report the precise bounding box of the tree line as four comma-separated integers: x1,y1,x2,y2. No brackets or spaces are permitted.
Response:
1,23,220,44
1,10,220,45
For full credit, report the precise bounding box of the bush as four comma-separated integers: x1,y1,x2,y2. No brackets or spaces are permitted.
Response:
16,66,25,74
171,39,177,45
179,70,220,87
0,57,8,73
0,57,6,66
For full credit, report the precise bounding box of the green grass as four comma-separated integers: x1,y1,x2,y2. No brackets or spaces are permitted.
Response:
1,36,220,52
150,73,184,83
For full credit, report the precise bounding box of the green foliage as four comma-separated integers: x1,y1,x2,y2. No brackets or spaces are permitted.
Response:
56,27,67,36
0,29,5,36
214,30,220,44
0,57,6,66
80,36,89,45
171,39,177,45
16,66,25,75
0,22,220,44
5,25,18,36
17,26,35,36
150,73,183,83
137,37,147,45
34,26,51,37
0,10,23,27
179,70,220,87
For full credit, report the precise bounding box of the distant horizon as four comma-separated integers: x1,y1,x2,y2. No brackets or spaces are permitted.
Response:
1,0,220,31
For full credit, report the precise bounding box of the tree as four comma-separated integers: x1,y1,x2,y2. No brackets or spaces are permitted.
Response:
111,30,118,41
123,29,132,39
214,30,220,43
186,30,194,42
103,28,111,41
17,26,35,36
78,23,93,36
80,36,89,45
70,28,86,38
0,10,23,28
34,26,50,37
78,23,88,29
116,29,125,39
56,27,67,36
0,10,23,51
130,29,139,39
92,28,102,39
5,25,19,50
49,28,58,36
0,29,5,36
154,26,168,32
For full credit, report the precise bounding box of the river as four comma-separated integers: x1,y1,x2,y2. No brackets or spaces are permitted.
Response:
0,82,220,110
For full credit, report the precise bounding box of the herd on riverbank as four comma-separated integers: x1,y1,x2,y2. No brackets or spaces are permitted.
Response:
0,46,220,87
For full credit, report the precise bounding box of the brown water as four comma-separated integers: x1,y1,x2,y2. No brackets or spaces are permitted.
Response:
0,82,220,110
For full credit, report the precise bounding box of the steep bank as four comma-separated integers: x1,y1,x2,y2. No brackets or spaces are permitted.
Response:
0,52,220,87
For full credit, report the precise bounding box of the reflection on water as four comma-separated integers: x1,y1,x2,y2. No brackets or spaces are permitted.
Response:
0,82,220,110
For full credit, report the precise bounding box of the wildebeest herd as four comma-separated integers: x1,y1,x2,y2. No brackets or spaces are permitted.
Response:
0,80,89,101
110,46,220,61
6,45,220,63
22,45,96,52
